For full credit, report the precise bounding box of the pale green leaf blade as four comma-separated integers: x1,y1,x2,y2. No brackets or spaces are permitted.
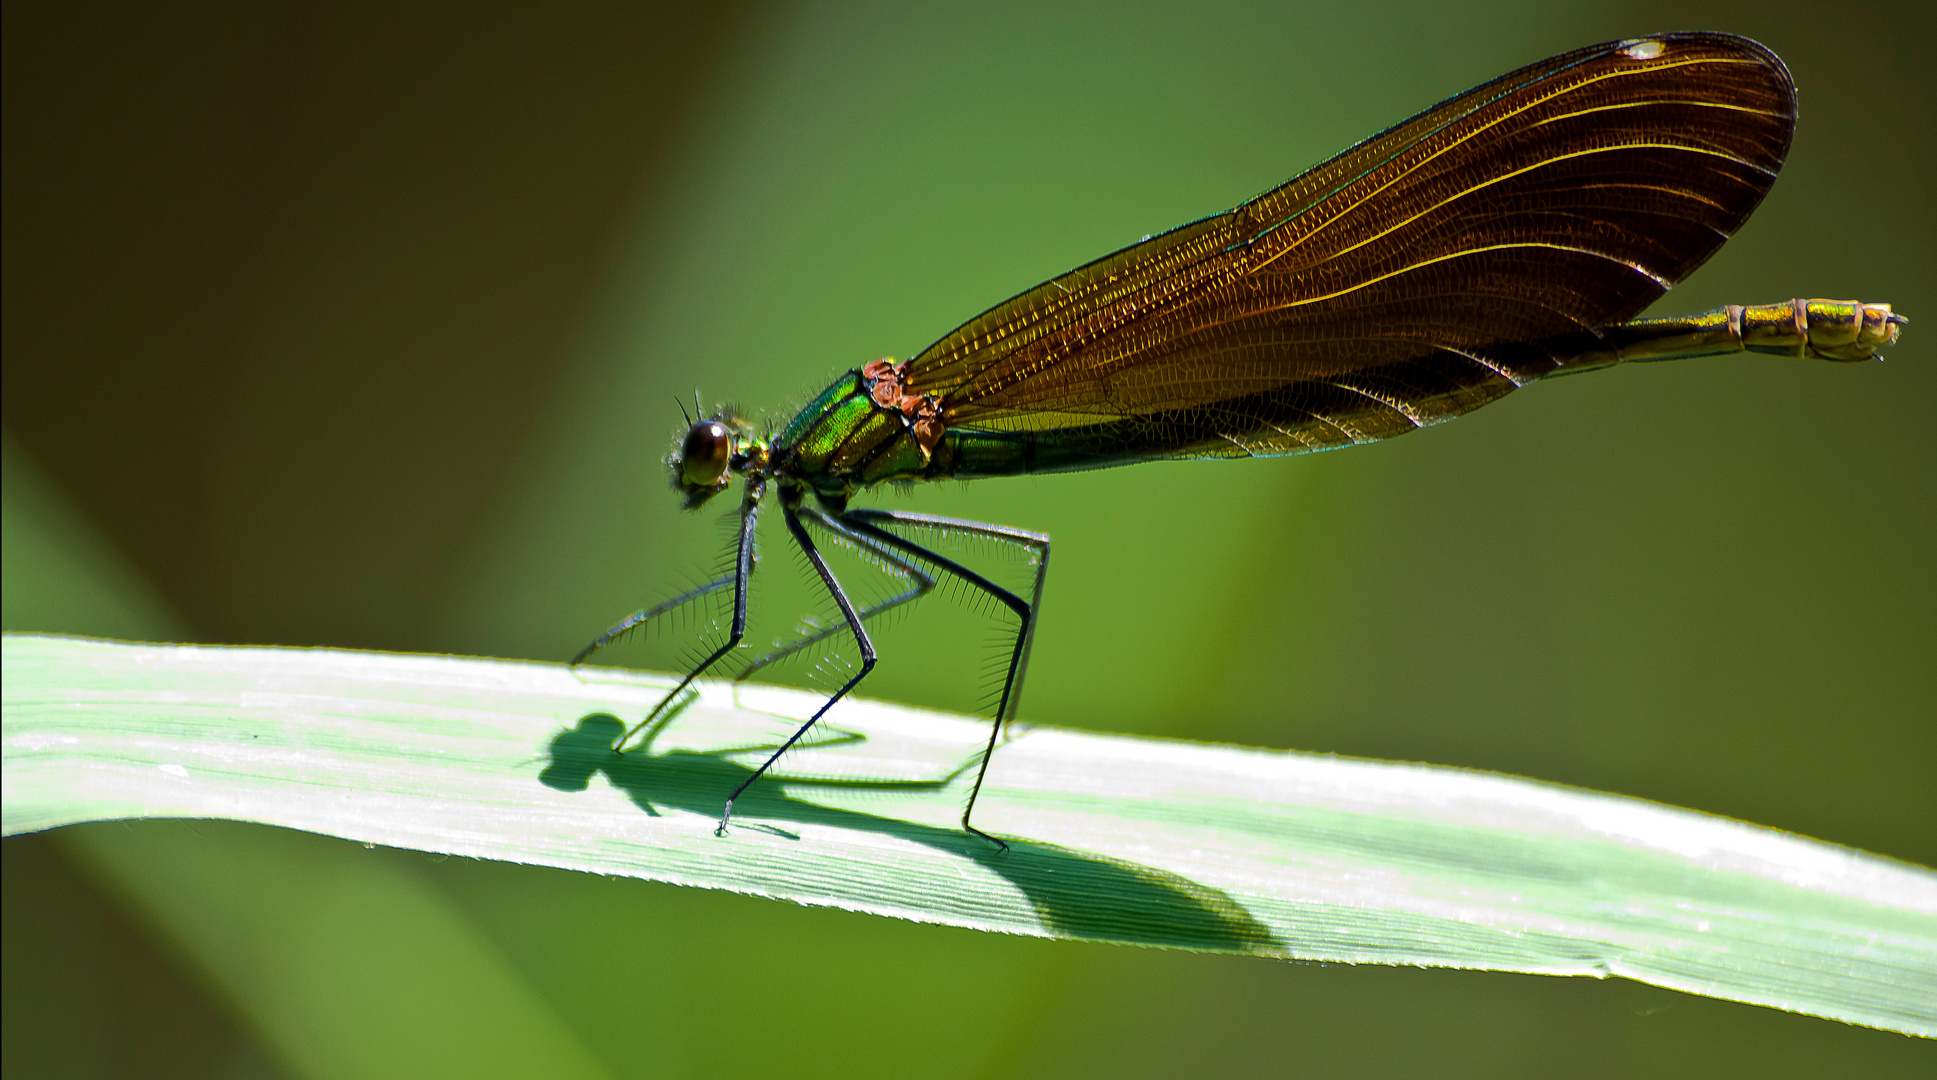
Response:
4,632,1933,1036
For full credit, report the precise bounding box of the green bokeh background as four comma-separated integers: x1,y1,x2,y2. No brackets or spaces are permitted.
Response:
4,1,1931,1076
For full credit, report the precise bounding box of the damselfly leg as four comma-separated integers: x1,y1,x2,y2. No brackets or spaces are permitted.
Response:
836,509,1050,849
573,479,765,752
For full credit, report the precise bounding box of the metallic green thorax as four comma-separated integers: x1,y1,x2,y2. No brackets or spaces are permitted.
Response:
771,368,1105,501
776,372,927,493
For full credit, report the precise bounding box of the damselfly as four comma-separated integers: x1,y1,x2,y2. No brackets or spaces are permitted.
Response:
577,32,1904,847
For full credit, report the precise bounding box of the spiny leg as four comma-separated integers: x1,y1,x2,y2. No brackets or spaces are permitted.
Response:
717,499,878,834
577,480,765,754
730,507,936,694
571,574,734,667
843,509,1051,726
840,509,1051,850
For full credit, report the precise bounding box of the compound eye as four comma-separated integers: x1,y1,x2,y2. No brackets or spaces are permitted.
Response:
678,421,732,487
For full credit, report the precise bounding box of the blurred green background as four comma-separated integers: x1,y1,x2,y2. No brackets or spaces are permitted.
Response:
4,0,1932,1076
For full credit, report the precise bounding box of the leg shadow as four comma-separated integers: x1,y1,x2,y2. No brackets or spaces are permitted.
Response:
542,714,1276,954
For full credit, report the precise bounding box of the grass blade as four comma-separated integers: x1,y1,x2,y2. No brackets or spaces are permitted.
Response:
4,632,1932,1036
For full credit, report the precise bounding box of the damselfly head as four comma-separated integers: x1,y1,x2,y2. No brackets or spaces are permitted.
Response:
669,412,761,509
678,421,732,486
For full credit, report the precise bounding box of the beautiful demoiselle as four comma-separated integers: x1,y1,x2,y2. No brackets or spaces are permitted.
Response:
578,32,1904,847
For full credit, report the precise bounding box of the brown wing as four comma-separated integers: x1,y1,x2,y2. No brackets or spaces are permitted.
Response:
902,33,1794,446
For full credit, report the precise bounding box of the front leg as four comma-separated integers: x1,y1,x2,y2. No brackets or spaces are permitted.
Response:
717,497,879,834
579,478,764,754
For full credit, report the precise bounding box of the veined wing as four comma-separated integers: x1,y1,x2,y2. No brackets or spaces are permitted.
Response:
902,33,1794,448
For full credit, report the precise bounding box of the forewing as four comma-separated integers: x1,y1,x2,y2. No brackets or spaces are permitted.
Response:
903,33,1794,443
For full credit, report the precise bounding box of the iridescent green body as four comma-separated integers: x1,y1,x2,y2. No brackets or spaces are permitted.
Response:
774,371,1074,496
772,298,1902,504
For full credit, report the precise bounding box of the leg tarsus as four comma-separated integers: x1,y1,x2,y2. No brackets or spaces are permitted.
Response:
964,820,1009,854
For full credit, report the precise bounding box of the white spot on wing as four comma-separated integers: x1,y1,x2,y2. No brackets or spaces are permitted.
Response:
1623,40,1665,60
